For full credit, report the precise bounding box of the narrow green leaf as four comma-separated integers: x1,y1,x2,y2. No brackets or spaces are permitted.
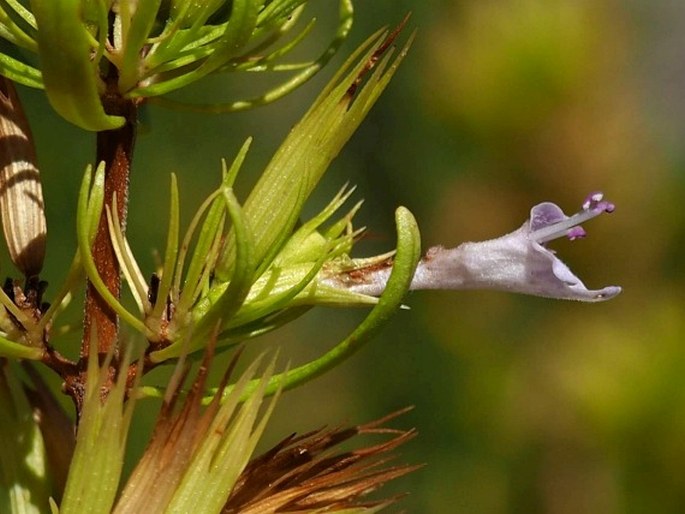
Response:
133,0,261,97
0,335,43,359
195,188,255,329
118,0,163,92
0,5,37,51
152,188,255,362
3,0,36,29
165,357,280,513
59,349,138,514
76,164,149,335
243,5,308,60
84,163,104,243
220,257,330,332
0,364,50,514
218,26,410,279
177,192,225,313
0,53,42,88
143,0,353,111
30,0,124,130
169,0,227,28
172,189,221,306
214,305,312,346
257,0,309,26
36,251,85,334
141,11,219,71
150,173,180,320
176,138,252,314
222,137,252,188
273,184,356,266
106,203,148,315
199,0,262,73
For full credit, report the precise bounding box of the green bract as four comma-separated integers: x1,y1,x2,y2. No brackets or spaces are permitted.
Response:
69,27,417,396
0,1,354,129
58,347,137,514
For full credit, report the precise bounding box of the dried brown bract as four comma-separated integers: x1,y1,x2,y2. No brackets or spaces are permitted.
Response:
225,407,421,513
0,77,46,278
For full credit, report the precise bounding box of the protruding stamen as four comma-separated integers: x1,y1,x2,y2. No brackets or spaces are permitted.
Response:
531,192,614,244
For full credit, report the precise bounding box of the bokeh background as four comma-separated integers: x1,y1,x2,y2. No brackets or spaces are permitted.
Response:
10,1,685,512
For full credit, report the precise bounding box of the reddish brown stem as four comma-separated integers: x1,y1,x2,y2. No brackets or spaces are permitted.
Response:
84,96,136,356
64,90,138,414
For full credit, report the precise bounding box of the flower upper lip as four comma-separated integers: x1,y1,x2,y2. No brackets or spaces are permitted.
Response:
530,192,615,244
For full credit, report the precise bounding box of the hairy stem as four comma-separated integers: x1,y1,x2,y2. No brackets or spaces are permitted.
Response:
66,83,138,415
83,96,135,356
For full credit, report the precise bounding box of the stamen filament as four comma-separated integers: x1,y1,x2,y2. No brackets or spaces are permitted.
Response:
531,193,614,244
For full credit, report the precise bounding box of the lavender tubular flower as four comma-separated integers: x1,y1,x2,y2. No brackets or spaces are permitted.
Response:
323,192,621,303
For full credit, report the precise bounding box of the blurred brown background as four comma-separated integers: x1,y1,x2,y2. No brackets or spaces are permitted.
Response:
13,1,685,512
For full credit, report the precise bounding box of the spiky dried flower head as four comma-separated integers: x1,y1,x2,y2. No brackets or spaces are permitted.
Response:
117,337,420,513
225,407,421,513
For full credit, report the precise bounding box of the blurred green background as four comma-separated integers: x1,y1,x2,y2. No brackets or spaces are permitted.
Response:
12,0,685,512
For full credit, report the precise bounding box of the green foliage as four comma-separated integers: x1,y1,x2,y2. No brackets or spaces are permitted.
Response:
58,349,137,514
0,1,356,127
63,26,417,364
30,0,125,130
0,365,50,514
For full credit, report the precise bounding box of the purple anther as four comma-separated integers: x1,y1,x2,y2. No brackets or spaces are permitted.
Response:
567,226,586,240
600,201,615,213
582,191,615,214
530,192,617,244
582,192,604,210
